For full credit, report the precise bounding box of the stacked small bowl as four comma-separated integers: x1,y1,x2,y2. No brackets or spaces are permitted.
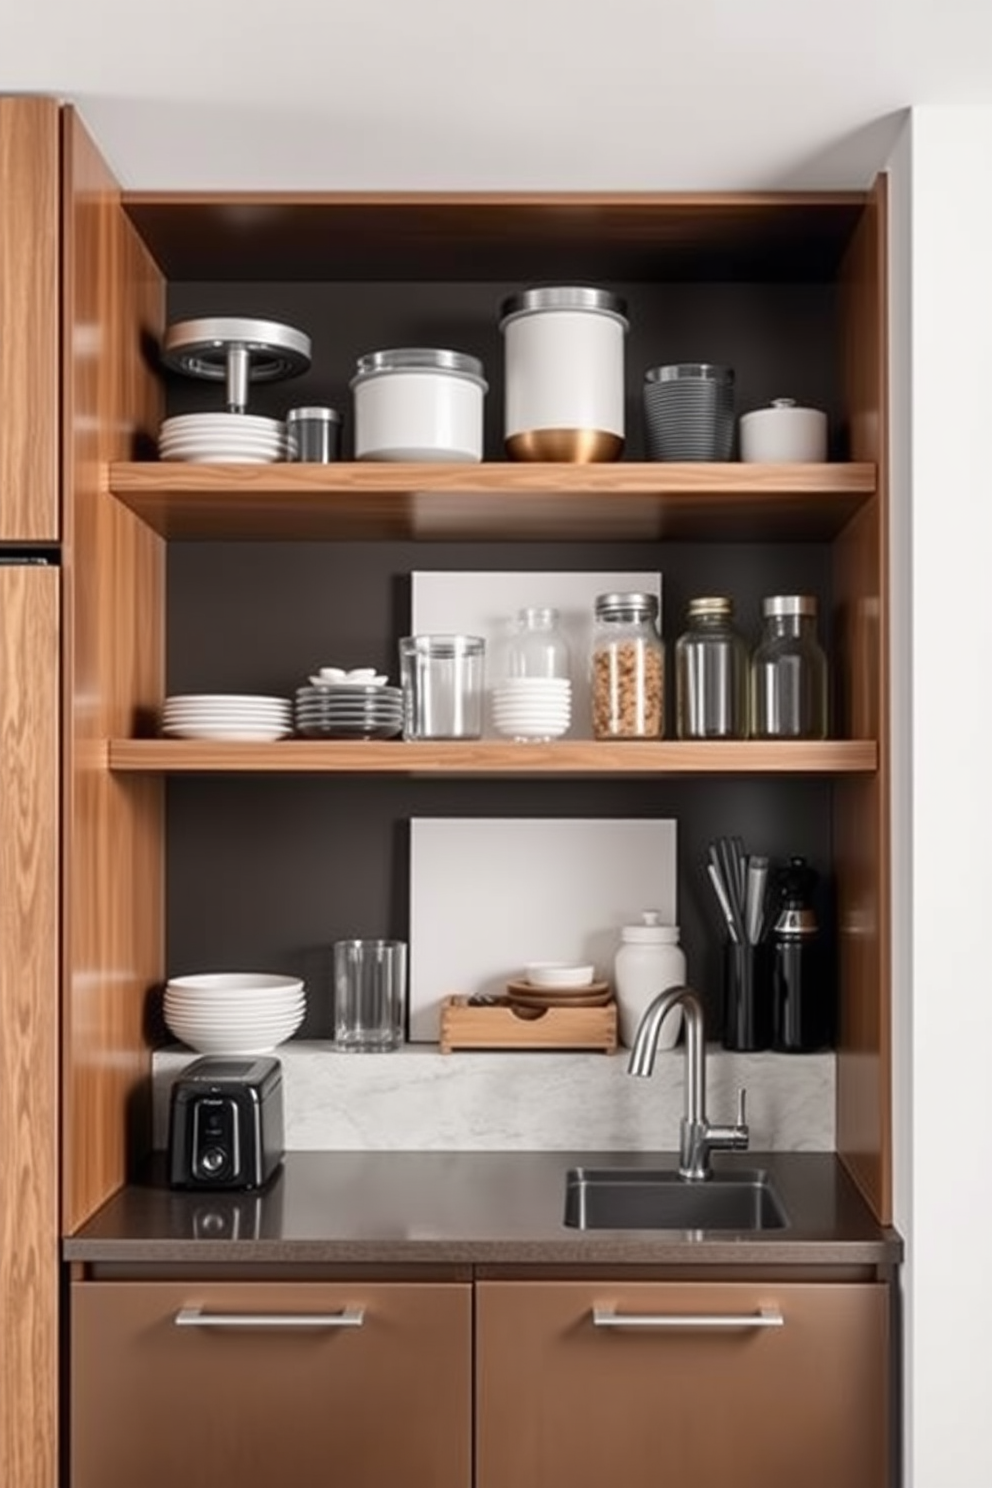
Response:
162,694,294,741
164,972,306,1055
491,678,572,740
296,673,403,738
643,364,735,461
158,413,289,463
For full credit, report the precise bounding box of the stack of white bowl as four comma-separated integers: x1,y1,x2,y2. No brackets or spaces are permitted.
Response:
163,972,306,1055
158,413,288,463
162,693,294,741
295,677,403,739
491,678,572,740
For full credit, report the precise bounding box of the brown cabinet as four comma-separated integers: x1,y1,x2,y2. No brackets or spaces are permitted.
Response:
71,1279,472,1488
0,563,60,1488
477,1279,889,1488
0,97,60,540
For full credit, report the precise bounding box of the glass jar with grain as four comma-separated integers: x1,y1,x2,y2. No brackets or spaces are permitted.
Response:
591,592,665,739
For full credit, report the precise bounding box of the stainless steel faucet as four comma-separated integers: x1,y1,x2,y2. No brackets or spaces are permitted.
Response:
627,985,749,1181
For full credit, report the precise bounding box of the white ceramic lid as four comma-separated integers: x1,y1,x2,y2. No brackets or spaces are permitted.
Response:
620,910,680,943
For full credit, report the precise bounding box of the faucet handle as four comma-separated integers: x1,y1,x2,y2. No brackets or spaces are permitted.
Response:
736,1087,748,1129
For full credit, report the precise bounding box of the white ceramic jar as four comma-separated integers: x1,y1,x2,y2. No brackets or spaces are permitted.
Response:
351,348,487,462
739,397,828,463
499,287,628,461
614,912,686,1049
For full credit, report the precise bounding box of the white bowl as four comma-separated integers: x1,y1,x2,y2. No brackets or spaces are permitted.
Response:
524,962,595,988
166,972,305,994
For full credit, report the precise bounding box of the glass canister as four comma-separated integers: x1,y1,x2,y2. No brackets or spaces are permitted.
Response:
506,606,571,681
750,595,828,739
499,286,628,462
399,634,485,739
492,607,573,741
674,596,749,739
591,591,664,739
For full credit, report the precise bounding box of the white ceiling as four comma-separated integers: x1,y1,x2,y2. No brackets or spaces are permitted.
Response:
2,0,992,190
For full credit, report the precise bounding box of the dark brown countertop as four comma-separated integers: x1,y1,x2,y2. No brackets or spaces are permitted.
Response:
64,1151,902,1268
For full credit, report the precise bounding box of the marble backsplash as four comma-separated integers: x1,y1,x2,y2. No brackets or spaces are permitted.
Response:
152,1042,835,1151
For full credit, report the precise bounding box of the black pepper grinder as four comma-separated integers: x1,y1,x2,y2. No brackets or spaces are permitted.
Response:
770,857,832,1053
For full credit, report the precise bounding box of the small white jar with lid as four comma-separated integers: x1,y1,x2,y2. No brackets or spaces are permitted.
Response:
739,398,828,463
614,912,686,1049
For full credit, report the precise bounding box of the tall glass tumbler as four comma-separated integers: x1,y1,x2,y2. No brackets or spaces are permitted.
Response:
333,939,407,1052
399,634,485,739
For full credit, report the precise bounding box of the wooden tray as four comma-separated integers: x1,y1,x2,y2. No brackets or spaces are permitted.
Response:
439,995,617,1054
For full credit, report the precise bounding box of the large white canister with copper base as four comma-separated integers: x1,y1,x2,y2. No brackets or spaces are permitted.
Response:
499,286,628,461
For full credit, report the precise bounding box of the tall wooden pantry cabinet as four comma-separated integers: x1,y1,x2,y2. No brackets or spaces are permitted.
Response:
0,93,891,1486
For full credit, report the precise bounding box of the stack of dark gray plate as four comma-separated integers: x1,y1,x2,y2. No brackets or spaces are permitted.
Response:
643,364,735,460
295,684,403,739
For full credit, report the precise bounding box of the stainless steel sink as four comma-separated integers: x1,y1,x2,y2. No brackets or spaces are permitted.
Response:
564,1167,789,1231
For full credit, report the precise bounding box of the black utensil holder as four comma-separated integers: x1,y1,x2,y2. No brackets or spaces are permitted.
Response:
722,940,772,1051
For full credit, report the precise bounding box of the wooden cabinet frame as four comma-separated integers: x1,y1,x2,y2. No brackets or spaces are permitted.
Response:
58,121,891,1231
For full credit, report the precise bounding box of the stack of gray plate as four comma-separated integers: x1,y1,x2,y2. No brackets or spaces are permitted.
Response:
295,684,403,739
643,364,735,460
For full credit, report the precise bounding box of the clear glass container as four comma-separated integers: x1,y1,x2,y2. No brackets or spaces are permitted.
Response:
591,591,665,739
399,634,485,739
493,608,573,742
506,607,571,680
750,595,828,739
674,596,749,739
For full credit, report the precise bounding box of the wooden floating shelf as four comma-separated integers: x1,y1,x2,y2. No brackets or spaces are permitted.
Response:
108,738,878,776
107,461,876,542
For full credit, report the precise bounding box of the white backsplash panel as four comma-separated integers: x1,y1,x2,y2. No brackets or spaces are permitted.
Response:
409,816,677,1042
410,569,662,740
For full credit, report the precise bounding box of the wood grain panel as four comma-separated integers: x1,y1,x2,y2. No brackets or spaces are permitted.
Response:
0,97,60,539
0,564,59,1488
62,108,166,1232
107,738,878,775
834,175,891,1223
72,1281,471,1488
477,1280,889,1488
107,460,876,542
122,191,866,281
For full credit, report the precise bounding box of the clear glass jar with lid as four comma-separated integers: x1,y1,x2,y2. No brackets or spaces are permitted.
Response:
506,607,571,681
591,591,664,739
750,595,828,739
675,596,749,739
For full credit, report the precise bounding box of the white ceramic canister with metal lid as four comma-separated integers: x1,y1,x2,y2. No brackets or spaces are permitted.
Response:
614,912,686,1049
350,348,488,462
499,286,628,461
739,397,828,463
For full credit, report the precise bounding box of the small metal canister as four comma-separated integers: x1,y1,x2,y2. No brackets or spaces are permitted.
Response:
286,406,341,462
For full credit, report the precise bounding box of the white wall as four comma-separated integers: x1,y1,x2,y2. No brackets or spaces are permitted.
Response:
890,105,992,1488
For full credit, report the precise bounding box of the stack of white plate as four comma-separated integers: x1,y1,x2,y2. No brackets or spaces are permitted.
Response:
162,694,294,741
164,972,306,1055
492,678,572,740
158,413,288,463
295,683,403,739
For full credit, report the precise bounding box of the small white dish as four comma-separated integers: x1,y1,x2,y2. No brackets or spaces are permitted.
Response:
524,961,595,988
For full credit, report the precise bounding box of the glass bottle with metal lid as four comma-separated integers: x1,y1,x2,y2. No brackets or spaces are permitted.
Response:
750,594,828,739
591,591,664,739
674,596,749,739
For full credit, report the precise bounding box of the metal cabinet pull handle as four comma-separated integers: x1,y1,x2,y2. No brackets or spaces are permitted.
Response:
174,1305,365,1329
592,1304,783,1330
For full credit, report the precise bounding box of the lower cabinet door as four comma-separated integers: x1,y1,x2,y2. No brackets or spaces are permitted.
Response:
477,1280,889,1488
72,1280,472,1488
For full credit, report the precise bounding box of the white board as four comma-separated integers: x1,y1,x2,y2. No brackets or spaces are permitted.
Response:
409,817,677,1042
410,570,662,739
